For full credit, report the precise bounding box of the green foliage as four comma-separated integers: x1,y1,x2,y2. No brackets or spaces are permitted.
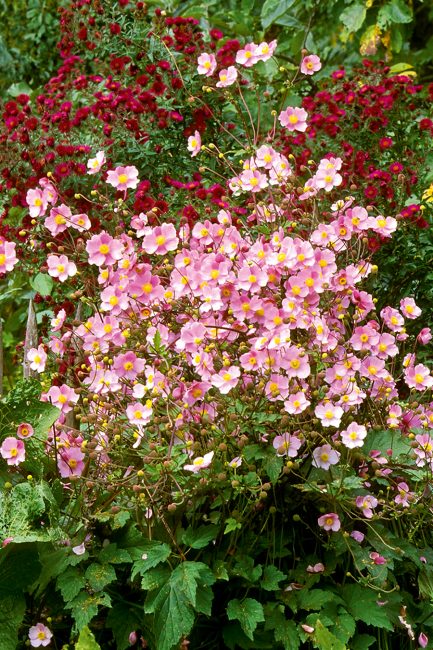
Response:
75,626,101,650
0,595,26,650
227,598,265,641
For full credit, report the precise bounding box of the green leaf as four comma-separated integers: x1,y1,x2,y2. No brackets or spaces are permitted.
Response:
66,592,110,633
264,604,300,650
298,589,343,611
227,598,265,641
350,635,376,650
130,541,171,580
232,556,263,583
313,620,346,650
181,524,218,549
343,584,394,630
0,542,41,595
31,272,54,296
75,626,101,650
264,454,283,483
85,562,116,592
7,81,32,97
224,517,242,534
0,595,26,650
261,0,296,30
145,562,215,650
57,566,86,602
106,604,142,650
261,565,285,591
363,429,409,458
340,4,366,32
98,543,132,565
378,0,412,25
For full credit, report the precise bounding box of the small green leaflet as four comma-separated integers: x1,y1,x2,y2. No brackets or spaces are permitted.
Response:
227,598,265,641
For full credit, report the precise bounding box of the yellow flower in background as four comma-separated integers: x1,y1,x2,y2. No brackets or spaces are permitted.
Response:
422,185,433,204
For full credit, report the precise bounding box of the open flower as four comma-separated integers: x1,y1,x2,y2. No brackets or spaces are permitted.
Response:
301,54,322,75
29,623,53,647
187,131,201,157
278,106,308,132
17,423,34,439
106,165,139,190
27,345,47,373
87,150,106,174
318,513,340,532
1,437,25,465
184,451,214,473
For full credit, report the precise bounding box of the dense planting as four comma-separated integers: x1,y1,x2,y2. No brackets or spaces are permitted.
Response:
1,2,433,650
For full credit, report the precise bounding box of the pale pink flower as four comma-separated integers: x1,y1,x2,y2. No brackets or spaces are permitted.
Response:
400,297,421,319
58,447,85,478
187,130,201,157
372,215,397,237
39,178,58,205
394,482,413,508
70,213,91,232
273,433,302,458
306,563,325,573
356,495,378,518
86,232,124,267
0,241,18,273
197,53,217,76
17,423,34,439
211,366,241,394
255,40,277,62
46,254,77,282
418,328,432,345
26,188,47,218
351,530,365,543
340,422,367,449
44,204,72,236
235,43,258,67
405,363,433,390
1,437,25,465
278,106,308,132
51,309,66,332
142,223,179,255
72,542,86,555
126,401,153,426
29,623,53,647
184,450,214,473
312,444,340,470
301,54,322,75
27,345,47,373
216,66,238,87
314,402,344,428
418,633,429,648
106,165,139,191
238,169,268,192
43,384,79,413
87,150,106,174
284,392,310,415
113,351,145,380
370,552,386,565
318,513,340,532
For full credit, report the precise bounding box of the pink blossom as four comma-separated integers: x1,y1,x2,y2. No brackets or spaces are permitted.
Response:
312,444,341,470
356,495,378,518
301,54,322,75
184,451,214,473
405,363,433,390
255,40,277,62
314,402,344,428
318,513,340,532
400,297,421,319
1,437,25,465
187,130,201,157
43,384,79,413
27,345,47,373
17,423,34,439
29,623,53,647
26,188,47,218
142,223,179,255
72,542,86,555
370,552,386,565
341,422,367,449
58,447,85,478
418,328,432,345
306,562,325,573
351,530,365,543
395,482,413,508
44,204,72,236
284,391,310,415
273,433,302,457
197,53,217,76
0,241,18,273
87,150,106,174
113,351,145,380
235,43,258,67
47,254,77,282
216,66,238,88
418,633,429,648
126,401,153,426
70,213,91,231
278,106,308,132
51,309,66,332
86,232,124,266
372,216,397,237
211,366,241,394
106,165,139,191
